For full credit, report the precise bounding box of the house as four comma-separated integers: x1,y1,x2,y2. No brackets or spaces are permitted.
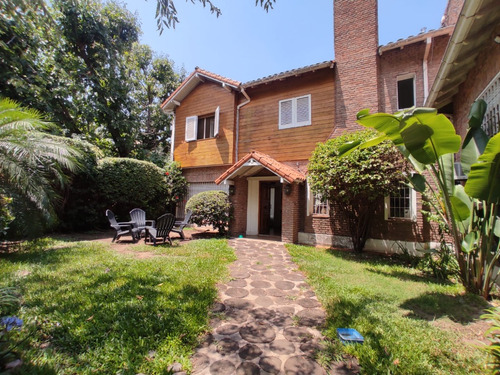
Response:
161,0,499,252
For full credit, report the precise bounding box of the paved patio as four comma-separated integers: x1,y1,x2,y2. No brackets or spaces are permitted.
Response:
191,238,347,375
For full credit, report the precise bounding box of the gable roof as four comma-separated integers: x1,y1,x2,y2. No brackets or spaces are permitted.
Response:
426,0,500,108
215,151,306,185
161,67,241,113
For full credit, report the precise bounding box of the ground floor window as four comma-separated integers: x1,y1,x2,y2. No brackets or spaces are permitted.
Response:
385,185,416,221
307,182,330,216
176,182,229,218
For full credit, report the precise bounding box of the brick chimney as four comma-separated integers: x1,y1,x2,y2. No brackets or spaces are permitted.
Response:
332,0,379,135
441,0,464,27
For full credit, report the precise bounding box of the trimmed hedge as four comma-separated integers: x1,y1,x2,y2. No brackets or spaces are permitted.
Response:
186,190,231,235
97,158,168,222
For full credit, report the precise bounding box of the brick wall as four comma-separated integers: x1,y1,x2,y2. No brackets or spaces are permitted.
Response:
183,166,230,183
332,0,379,136
281,182,302,243
229,177,248,237
378,34,450,112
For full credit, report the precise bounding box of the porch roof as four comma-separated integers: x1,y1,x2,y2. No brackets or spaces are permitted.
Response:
215,150,306,185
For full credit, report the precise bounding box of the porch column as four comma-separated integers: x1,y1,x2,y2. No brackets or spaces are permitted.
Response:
229,177,247,237
281,182,300,243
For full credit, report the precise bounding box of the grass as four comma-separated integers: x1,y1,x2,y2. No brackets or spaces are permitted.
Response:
287,244,490,375
0,238,235,374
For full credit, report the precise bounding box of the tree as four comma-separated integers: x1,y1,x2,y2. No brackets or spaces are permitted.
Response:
340,105,500,298
0,98,80,236
126,43,183,162
308,130,408,252
154,0,276,32
1,0,183,158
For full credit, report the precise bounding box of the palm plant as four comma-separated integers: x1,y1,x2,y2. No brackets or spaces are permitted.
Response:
0,98,80,232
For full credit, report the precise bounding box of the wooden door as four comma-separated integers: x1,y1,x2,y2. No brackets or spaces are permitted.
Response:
259,182,282,235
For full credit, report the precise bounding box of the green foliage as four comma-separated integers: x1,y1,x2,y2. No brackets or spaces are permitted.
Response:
0,98,81,238
0,238,235,373
349,104,500,298
57,139,103,232
186,191,231,235
154,0,276,32
0,0,182,158
309,130,407,252
481,307,500,374
163,161,188,212
0,194,14,237
288,244,489,374
97,158,168,222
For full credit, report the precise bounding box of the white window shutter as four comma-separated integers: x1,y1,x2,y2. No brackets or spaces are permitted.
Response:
279,99,293,128
185,116,197,142
296,95,311,125
214,106,220,137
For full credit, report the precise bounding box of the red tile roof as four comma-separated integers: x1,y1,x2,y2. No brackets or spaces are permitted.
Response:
215,150,306,185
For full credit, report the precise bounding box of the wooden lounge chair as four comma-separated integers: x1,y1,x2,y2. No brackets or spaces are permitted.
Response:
106,209,139,243
146,213,176,246
171,210,192,240
129,208,155,238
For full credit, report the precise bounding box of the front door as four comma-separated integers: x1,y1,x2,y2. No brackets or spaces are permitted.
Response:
259,181,282,235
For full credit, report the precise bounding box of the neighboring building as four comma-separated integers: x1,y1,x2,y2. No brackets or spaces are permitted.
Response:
161,0,499,253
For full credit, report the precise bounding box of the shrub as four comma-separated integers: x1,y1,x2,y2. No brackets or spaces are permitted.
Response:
186,191,231,235
308,130,408,252
163,161,188,213
97,158,168,223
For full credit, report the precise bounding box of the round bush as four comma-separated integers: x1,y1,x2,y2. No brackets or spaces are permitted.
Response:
97,158,168,222
185,191,231,235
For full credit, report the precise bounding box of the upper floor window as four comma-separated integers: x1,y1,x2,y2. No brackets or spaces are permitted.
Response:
185,106,220,142
384,184,416,221
279,94,311,129
397,74,416,109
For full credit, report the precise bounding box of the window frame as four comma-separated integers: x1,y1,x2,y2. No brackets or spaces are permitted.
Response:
397,73,416,110
185,106,220,142
306,182,330,217
384,184,417,221
279,94,312,130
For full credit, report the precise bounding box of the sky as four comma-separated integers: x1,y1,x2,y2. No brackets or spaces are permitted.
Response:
123,0,449,83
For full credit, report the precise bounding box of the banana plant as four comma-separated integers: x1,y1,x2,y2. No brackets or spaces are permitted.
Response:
340,102,500,298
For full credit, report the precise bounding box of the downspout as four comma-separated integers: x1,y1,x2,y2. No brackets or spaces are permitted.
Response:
235,88,251,162
423,37,432,103
169,112,176,162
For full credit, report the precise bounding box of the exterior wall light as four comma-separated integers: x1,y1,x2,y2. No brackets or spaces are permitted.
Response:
229,185,236,196
284,184,292,195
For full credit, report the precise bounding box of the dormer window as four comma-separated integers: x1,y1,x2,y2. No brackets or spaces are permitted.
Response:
185,106,220,142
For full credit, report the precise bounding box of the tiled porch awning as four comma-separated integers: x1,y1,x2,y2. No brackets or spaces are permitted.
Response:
215,151,306,185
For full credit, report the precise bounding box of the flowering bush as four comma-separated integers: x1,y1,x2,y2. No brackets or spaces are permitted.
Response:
163,161,188,211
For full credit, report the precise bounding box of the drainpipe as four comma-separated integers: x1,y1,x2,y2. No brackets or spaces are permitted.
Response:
169,113,176,162
235,88,251,162
423,37,432,104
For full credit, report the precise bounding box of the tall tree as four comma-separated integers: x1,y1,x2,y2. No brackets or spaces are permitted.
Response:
125,43,183,162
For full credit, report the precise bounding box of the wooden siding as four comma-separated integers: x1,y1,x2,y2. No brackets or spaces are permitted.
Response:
174,82,236,168
238,69,335,162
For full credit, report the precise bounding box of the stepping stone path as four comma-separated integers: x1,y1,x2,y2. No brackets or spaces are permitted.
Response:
191,238,334,375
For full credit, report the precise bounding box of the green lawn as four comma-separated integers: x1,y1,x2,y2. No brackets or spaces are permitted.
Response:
0,238,235,374
287,244,490,375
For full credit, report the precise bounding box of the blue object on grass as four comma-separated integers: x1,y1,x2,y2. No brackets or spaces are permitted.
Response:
337,328,364,344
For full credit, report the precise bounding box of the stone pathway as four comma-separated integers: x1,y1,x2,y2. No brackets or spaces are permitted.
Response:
191,238,330,375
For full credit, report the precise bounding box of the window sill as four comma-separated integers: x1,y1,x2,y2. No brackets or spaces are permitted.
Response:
312,214,330,218
386,217,416,223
